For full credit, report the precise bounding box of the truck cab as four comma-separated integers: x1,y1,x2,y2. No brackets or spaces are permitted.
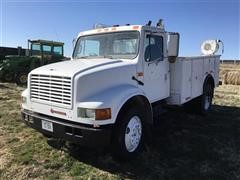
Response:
21,21,220,160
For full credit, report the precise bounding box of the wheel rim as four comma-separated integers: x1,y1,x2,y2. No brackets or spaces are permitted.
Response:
204,96,211,110
125,116,142,152
20,74,27,84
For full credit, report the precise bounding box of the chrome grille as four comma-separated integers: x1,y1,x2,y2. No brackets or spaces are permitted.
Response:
30,74,72,108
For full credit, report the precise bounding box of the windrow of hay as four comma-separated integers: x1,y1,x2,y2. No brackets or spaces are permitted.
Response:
219,69,229,80
223,71,240,85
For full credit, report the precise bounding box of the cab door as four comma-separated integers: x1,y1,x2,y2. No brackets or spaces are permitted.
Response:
141,32,170,102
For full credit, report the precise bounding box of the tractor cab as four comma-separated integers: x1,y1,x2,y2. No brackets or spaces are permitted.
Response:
29,40,64,64
0,39,65,85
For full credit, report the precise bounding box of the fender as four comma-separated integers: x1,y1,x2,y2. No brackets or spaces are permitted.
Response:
203,74,215,92
77,84,147,125
21,89,29,110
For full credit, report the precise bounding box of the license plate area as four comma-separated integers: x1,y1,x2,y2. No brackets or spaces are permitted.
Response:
41,120,53,132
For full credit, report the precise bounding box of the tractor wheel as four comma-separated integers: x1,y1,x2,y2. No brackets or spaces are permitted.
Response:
15,72,28,86
1,72,14,82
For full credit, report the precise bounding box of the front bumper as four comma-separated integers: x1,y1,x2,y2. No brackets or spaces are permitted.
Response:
21,109,112,147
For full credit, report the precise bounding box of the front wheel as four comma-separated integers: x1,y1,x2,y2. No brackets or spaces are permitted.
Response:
15,72,28,86
112,106,144,161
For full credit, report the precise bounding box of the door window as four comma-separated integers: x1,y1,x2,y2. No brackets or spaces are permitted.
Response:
144,34,163,62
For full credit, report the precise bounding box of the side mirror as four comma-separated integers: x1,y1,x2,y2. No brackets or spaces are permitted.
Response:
167,32,180,63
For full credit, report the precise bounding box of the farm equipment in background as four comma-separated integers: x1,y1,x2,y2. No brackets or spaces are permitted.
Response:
0,39,65,85
0,46,27,64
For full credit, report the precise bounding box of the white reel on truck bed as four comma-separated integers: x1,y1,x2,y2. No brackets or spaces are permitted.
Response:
201,39,223,55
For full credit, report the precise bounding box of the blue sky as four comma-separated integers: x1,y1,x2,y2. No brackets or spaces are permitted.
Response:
0,0,239,59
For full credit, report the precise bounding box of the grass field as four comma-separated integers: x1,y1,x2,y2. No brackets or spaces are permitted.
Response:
1,65,240,179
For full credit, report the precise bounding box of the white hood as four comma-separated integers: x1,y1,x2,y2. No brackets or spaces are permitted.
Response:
31,58,123,77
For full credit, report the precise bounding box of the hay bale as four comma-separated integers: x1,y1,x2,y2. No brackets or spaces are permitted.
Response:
223,71,240,85
219,69,229,81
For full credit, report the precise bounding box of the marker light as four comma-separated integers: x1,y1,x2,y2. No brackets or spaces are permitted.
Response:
95,108,111,120
132,26,139,30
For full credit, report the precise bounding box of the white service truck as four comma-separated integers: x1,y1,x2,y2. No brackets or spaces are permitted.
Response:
21,20,220,160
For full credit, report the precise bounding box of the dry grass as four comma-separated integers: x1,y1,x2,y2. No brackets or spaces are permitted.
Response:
0,82,240,179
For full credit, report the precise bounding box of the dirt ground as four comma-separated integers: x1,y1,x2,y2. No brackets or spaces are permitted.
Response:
0,76,240,179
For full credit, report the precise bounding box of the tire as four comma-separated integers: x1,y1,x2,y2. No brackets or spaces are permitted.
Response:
185,82,214,115
199,82,214,114
1,72,14,82
42,133,52,138
15,72,28,86
112,106,145,161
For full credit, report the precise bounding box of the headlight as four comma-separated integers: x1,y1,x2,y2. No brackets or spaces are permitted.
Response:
22,96,27,104
77,108,111,120
85,109,95,118
78,108,95,119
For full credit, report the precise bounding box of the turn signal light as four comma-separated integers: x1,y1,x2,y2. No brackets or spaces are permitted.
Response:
95,108,111,120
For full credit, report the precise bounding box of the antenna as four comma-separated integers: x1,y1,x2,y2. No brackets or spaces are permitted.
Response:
53,28,60,42
156,19,164,29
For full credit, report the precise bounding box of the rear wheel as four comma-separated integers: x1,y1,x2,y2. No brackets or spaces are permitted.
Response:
184,82,214,115
15,72,28,86
200,82,214,114
112,106,145,161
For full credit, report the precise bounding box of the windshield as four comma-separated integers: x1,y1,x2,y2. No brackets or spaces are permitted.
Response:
73,31,139,60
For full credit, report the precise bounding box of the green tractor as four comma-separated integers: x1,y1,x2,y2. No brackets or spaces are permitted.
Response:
0,39,65,85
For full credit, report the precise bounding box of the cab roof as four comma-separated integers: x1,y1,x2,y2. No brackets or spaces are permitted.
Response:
78,25,143,37
29,39,64,46
77,24,166,38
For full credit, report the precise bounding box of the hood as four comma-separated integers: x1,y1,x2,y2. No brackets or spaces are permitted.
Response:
3,55,33,62
31,58,124,77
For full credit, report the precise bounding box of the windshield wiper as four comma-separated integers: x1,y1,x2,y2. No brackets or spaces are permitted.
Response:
103,55,114,59
77,56,90,59
75,55,115,60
